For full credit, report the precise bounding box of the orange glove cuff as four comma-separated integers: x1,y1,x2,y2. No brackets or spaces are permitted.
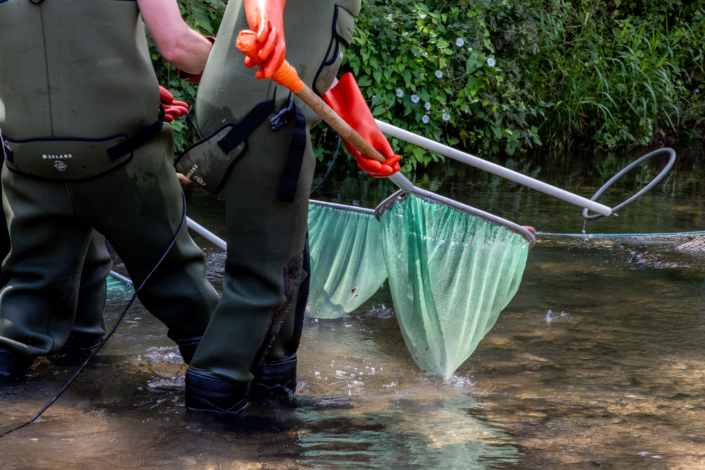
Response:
236,31,303,92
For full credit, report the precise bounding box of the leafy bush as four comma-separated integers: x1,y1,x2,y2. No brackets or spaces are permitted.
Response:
150,0,705,169
342,0,705,170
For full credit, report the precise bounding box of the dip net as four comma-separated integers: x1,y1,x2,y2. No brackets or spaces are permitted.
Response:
376,190,532,378
106,272,134,300
306,201,388,319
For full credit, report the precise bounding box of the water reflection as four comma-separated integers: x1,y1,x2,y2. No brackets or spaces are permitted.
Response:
2,145,705,468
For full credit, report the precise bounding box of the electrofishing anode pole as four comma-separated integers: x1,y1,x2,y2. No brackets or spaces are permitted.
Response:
374,120,616,216
236,30,613,217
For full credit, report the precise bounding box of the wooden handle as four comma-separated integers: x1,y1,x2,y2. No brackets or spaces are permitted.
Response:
296,85,387,164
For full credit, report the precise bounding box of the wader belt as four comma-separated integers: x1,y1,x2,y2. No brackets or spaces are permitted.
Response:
177,99,307,203
107,108,165,161
2,110,164,181
175,99,276,194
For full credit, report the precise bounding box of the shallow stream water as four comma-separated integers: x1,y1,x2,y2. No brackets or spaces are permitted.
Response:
2,145,705,468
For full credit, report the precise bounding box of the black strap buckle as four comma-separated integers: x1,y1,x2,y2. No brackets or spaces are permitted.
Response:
270,100,297,131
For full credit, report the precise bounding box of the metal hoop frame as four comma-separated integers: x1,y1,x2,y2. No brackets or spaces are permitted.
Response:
374,189,536,248
583,147,677,221
310,199,376,215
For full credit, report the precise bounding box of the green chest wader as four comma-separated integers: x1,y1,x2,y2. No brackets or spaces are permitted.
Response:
184,0,360,408
0,0,163,180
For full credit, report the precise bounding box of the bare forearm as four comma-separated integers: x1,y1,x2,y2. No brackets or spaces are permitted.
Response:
162,30,212,74
138,0,212,74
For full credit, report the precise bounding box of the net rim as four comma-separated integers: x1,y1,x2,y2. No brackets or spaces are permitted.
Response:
374,189,536,248
310,199,376,215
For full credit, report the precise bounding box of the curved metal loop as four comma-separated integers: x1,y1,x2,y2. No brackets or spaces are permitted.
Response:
375,189,536,248
583,147,677,221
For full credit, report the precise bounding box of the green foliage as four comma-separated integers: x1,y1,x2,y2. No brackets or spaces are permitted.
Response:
341,0,705,169
148,0,225,152
150,0,705,169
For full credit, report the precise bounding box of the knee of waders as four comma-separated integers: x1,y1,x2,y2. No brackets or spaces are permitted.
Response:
0,346,33,380
185,369,249,414
251,354,297,401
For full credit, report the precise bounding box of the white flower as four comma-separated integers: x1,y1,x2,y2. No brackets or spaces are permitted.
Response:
396,89,404,98
456,38,465,47
435,70,443,79
422,115,430,124
468,47,473,52
425,102,431,111
442,112,451,122
487,58,496,67
411,94,420,104
419,12,427,19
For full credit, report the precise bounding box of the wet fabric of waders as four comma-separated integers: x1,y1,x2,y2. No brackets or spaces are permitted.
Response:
63,232,113,351
186,0,360,397
0,209,112,351
0,0,219,364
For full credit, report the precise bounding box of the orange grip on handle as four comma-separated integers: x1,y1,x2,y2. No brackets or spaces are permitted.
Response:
236,31,304,93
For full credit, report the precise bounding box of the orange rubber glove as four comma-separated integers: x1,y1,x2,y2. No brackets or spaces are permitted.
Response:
243,0,287,79
322,73,401,178
159,86,189,123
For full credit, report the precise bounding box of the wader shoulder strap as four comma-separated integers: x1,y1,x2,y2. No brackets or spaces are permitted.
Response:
107,107,165,162
275,103,307,203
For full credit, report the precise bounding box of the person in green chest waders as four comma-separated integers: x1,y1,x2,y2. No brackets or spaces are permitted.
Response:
0,0,220,379
176,0,401,413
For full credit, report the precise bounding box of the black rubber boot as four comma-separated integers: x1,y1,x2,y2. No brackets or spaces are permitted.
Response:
185,369,249,414
0,346,32,379
251,354,297,401
177,338,201,365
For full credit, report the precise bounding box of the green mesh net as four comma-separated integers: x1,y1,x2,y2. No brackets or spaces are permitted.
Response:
306,203,388,319
106,273,135,301
378,194,530,378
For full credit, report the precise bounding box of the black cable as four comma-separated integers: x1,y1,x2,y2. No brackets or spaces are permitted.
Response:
1,191,188,438
310,136,342,196
186,112,203,141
